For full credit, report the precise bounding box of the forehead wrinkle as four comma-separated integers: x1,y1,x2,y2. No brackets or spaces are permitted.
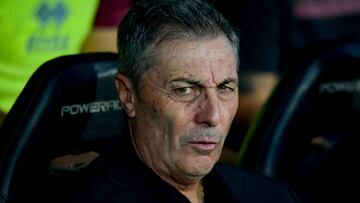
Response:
161,55,237,88
150,36,237,86
156,37,233,65
202,56,237,87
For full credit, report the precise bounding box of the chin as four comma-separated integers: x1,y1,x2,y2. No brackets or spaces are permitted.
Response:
187,155,216,176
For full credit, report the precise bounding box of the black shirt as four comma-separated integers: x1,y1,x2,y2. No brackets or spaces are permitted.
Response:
43,134,299,203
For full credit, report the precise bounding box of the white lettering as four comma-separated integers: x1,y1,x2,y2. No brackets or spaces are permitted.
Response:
79,103,89,114
60,100,122,117
319,80,360,94
90,102,100,113
61,106,70,117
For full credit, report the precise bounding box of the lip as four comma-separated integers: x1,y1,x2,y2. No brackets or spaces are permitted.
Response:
188,141,218,153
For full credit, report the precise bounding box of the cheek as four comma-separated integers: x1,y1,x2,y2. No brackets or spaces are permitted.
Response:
141,98,186,135
167,105,193,128
134,98,167,139
163,105,197,146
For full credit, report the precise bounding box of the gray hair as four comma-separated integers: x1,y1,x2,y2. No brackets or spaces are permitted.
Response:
117,0,240,90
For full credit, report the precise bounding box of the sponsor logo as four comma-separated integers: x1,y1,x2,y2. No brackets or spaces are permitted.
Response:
61,100,122,117
319,79,360,94
28,1,69,52
36,2,68,27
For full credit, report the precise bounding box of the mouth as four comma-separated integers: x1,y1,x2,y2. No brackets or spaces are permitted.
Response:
188,141,218,153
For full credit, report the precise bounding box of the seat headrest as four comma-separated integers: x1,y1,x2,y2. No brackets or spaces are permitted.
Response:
0,52,124,170
0,52,127,200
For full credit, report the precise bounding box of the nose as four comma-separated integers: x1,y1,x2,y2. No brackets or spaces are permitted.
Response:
194,90,220,127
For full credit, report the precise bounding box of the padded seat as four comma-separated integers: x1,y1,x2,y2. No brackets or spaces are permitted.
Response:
0,52,124,202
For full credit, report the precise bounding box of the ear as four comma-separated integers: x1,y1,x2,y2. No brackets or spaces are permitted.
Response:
115,73,136,118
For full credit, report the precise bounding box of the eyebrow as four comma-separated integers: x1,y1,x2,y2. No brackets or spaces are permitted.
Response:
218,78,239,86
169,78,201,85
169,77,238,87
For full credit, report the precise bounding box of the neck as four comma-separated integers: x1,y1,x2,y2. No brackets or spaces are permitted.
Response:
177,181,204,203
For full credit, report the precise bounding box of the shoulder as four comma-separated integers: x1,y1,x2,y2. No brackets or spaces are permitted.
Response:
45,155,125,203
213,163,301,203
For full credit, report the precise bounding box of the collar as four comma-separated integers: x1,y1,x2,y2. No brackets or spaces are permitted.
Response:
105,134,240,202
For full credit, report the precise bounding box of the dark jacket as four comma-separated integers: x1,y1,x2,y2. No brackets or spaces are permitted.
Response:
45,135,301,203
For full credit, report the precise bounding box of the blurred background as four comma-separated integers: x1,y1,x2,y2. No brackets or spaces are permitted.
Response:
0,1,359,202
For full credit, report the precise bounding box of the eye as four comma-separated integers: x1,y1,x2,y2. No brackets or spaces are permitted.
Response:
174,87,193,95
218,84,234,93
170,86,201,102
217,83,237,100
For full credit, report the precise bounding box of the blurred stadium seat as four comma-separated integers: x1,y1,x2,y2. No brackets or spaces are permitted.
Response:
237,41,360,203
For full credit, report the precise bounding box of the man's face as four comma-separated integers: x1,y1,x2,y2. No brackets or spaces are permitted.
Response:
120,35,238,184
